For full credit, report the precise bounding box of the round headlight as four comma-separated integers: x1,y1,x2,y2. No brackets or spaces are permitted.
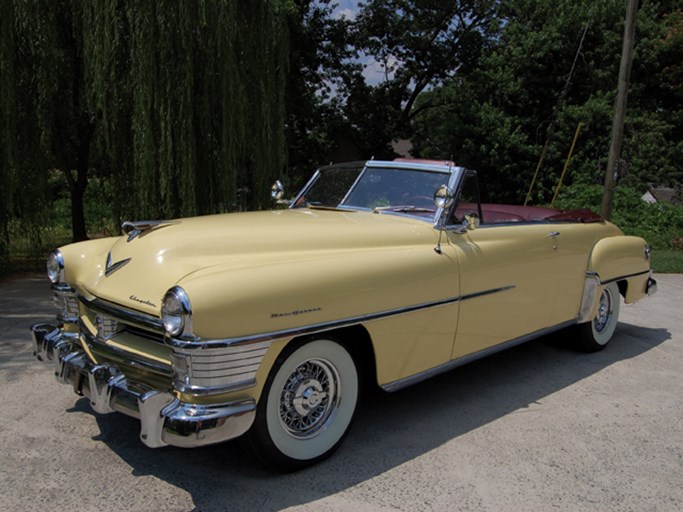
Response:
161,287,192,338
47,250,64,284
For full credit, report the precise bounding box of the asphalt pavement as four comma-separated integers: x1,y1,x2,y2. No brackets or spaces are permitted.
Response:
1,273,681,512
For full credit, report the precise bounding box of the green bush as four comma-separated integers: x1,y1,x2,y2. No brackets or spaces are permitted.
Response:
554,184,683,250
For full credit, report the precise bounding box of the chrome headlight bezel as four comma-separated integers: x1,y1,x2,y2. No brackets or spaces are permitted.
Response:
161,286,193,338
47,250,65,284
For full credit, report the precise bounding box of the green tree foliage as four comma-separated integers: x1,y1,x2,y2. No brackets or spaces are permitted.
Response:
0,0,17,257
2,0,682,261
411,0,683,203
284,0,359,189
345,0,500,156
1,0,52,252
0,0,289,251
114,1,289,218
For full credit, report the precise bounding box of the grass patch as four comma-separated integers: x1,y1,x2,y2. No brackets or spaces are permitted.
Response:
651,250,683,274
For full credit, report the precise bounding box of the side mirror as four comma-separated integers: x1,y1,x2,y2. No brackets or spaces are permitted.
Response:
271,180,285,201
456,211,480,233
433,185,455,210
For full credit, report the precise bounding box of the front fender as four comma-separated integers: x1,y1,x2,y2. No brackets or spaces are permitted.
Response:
179,245,459,341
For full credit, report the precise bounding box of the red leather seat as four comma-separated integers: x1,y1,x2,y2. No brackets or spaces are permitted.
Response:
454,203,603,224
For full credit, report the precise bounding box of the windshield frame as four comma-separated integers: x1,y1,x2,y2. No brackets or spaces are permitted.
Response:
290,160,463,225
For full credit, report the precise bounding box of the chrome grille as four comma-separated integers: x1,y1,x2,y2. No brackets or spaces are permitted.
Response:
78,295,269,394
53,287,79,323
95,315,123,339
125,324,165,343
177,340,272,392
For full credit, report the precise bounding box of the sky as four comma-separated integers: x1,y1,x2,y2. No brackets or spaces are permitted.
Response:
328,0,396,85
331,0,360,21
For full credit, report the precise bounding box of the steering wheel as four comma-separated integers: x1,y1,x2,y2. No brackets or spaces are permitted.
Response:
408,195,434,207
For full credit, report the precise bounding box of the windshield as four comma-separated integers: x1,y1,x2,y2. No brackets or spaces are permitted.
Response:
292,164,451,218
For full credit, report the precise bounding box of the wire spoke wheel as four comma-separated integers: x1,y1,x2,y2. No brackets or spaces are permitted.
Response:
247,338,358,471
593,286,614,335
575,282,620,352
279,358,341,439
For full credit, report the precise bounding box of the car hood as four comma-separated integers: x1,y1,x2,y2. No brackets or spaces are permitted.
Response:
69,208,437,316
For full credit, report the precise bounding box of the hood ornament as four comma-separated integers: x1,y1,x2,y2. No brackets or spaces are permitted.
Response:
121,220,177,242
105,252,131,277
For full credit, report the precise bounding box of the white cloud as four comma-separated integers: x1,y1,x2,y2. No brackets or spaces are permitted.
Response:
362,54,399,85
332,0,359,20
333,7,357,20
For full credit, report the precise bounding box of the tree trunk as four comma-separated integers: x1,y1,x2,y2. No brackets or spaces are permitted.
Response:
70,178,88,242
69,116,93,243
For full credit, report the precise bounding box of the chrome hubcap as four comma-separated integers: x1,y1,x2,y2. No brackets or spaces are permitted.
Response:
593,288,613,334
279,358,341,439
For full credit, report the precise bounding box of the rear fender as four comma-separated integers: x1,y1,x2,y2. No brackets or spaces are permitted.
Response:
578,236,652,321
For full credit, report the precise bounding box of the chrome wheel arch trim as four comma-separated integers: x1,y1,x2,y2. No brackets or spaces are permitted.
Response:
578,269,650,323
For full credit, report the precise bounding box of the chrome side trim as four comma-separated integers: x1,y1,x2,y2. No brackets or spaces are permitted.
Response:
166,285,516,350
381,320,577,392
600,269,650,285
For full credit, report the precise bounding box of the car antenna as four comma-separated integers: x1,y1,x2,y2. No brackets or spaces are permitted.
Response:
434,230,445,254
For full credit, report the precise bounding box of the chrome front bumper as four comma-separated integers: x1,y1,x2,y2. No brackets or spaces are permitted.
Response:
31,323,256,449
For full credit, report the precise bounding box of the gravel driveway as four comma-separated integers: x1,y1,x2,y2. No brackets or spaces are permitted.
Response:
1,273,681,512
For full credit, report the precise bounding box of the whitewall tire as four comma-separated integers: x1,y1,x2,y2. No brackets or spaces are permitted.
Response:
246,338,359,471
576,282,620,352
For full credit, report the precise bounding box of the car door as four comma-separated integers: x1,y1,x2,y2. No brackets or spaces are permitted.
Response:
446,222,574,360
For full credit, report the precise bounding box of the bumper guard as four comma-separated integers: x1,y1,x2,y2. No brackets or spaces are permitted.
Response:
31,323,256,449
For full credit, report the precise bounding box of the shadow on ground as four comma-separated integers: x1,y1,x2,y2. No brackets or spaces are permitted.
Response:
76,322,671,512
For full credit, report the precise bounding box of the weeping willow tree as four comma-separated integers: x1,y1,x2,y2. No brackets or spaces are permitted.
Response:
0,0,55,252
84,0,289,221
0,0,289,252
0,0,15,257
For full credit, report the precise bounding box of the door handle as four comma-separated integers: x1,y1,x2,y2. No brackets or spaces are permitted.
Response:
547,232,560,250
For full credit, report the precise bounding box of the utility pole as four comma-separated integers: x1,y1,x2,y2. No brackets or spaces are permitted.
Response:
601,0,639,220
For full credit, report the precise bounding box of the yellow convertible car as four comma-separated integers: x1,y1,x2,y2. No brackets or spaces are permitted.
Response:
31,158,656,470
